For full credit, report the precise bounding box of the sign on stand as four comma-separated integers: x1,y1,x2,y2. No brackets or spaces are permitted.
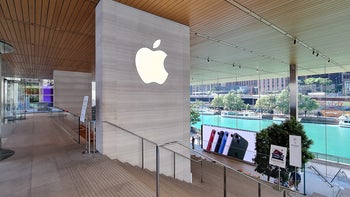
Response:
289,135,302,167
80,96,89,122
269,144,287,169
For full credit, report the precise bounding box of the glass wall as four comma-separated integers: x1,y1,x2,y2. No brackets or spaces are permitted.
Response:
3,78,54,121
190,65,350,196
4,78,26,121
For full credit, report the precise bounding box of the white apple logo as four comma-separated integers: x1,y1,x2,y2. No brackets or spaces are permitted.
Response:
135,39,168,84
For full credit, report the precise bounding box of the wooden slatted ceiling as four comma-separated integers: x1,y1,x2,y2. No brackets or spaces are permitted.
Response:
1,0,350,84
0,0,96,79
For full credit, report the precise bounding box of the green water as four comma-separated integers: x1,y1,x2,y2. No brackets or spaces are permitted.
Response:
193,115,350,159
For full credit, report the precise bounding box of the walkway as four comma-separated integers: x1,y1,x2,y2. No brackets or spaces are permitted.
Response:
0,114,154,197
2,113,350,196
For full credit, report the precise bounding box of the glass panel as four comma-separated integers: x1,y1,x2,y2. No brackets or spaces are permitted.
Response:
4,78,26,121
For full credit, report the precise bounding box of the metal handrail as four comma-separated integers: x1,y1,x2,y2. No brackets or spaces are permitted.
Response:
308,165,333,188
51,108,82,143
53,106,80,117
102,120,160,197
160,145,203,163
164,141,295,195
102,120,295,197
102,121,158,146
311,151,350,165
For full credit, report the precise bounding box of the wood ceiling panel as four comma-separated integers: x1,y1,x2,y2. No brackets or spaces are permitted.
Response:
64,0,84,31
34,0,42,26
0,19,11,41
0,0,13,19
1,0,350,82
55,0,71,31
20,0,30,23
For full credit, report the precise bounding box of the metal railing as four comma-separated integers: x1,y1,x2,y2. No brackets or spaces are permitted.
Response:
50,109,82,144
102,121,162,196
167,141,296,197
311,151,350,165
102,120,297,197
309,165,333,188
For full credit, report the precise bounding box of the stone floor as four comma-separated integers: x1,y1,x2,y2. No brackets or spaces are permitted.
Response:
0,114,154,197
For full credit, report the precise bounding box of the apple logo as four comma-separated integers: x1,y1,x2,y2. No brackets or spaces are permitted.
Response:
135,39,168,84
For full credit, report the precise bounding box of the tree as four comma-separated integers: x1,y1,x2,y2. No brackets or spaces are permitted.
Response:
211,94,224,109
276,89,290,114
254,117,314,182
298,94,319,116
275,89,318,115
304,77,332,92
190,103,200,125
255,94,277,113
224,91,245,111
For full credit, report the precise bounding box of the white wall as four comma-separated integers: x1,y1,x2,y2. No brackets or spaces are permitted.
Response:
53,70,92,119
95,0,191,182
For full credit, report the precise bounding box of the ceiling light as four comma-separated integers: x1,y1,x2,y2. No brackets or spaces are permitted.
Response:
225,0,338,67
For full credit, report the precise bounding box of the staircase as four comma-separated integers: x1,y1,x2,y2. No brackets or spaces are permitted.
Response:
118,155,284,197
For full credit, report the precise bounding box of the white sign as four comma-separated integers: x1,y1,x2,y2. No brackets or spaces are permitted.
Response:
269,144,287,168
289,135,302,167
80,96,89,122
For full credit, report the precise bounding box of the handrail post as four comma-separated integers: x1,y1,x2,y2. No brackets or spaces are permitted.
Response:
224,166,227,197
78,116,80,144
92,121,96,155
84,120,88,153
173,152,176,179
258,182,261,197
201,160,203,183
88,121,91,154
142,139,144,170
156,145,160,197
303,163,306,195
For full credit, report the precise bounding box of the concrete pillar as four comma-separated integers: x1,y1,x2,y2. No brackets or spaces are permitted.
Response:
290,64,298,119
96,0,190,182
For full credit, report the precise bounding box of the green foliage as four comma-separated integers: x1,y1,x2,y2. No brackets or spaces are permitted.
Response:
211,95,225,108
304,77,332,86
299,94,319,116
255,94,277,112
254,117,314,182
276,89,290,114
190,104,201,125
257,89,319,115
193,100,204,108
224,91,245,110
